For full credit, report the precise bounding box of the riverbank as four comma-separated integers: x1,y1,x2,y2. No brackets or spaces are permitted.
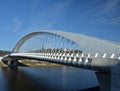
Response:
0,59,64,67
0,60,7,67
19,59,64,67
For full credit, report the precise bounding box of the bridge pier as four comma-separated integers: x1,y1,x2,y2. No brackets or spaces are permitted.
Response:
95,72,110,91
7,60,18,68
111,62,120,91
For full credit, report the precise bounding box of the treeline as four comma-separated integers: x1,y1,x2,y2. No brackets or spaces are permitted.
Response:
0,50,11,56
34,48,82,53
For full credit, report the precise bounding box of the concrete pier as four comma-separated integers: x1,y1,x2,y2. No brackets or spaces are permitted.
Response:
95,72,110,91
111,62,120,91
7,60,18,68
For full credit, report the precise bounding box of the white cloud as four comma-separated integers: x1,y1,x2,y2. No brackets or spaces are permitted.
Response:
29,0,73,29
12,17,22,32
90,0,120,25
103,0,119,13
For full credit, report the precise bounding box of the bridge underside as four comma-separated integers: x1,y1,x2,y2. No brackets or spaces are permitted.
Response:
2,53,119,73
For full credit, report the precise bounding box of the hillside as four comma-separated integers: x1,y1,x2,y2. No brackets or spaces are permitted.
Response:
0,50,11,56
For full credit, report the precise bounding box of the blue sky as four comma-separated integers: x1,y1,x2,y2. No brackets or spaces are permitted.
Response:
0,0,120,51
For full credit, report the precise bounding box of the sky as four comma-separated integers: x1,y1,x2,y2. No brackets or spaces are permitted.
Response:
0,0,120,51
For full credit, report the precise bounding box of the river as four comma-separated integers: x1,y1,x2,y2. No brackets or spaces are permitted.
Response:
0,66,98,91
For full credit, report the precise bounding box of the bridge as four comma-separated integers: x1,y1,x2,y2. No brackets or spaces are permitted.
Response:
1,30,120,91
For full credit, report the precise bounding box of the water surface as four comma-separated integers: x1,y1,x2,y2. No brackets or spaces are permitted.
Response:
0,67,98,91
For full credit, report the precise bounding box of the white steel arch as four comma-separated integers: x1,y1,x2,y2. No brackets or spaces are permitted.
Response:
13,30,120,56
